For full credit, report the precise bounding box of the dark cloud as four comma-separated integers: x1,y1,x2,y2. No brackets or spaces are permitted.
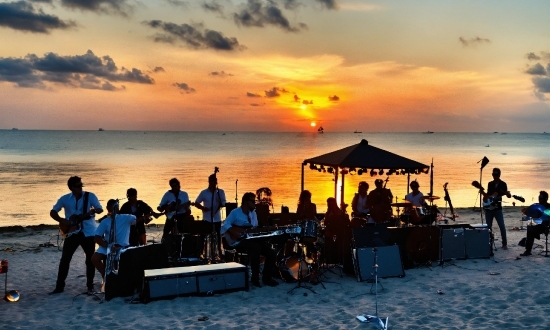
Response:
144,20,245,51
29,0,53,3
302,100,313,105
0,1,76,33
328,95,339,101
283,0,301,10
0,50,153,90
153,66,165,72
60,0,132,16
233,0,307,33
250,103,262,106
526,52,541,61
316,0,337,10
209,70,233,76
293,94,300,102
202,1,223,15
166,0,187,7
264,87,288,97
459,36,490,47
173,82,196,93
526,63,547,76
247,92,261,97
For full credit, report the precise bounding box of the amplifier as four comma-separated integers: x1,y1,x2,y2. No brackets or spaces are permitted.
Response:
464,228,490,259
142,262,248,302
440,228,465,261
353,245,404,281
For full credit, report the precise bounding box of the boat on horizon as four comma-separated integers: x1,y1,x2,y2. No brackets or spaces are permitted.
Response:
354,130,362,133
11,128,18,131
318,126,324,133
98,128,104,131
423,131,434,134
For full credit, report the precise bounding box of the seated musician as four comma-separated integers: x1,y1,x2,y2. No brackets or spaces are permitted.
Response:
221,192,279,287
91,199,137,282
157,178,191,238
296,190,317,220
520,191,550,256
366,179,393,224
351,181,369,218
325,197,343,218
405,181,424,207
119,188,162,246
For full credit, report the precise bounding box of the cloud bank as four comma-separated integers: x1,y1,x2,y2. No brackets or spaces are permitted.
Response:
0,1,76,33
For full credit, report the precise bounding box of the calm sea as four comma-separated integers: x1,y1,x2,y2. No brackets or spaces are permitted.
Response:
1,130,549,227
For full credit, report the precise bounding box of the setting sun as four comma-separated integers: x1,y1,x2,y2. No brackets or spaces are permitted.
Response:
310,122,316,127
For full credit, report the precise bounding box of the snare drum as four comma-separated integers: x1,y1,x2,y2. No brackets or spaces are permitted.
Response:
300,220,319,243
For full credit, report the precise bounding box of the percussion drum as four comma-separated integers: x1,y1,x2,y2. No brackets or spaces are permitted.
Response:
300,220,319,243
279,256,310,282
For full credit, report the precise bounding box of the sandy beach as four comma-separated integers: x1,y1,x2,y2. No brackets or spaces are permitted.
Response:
2,206,549,329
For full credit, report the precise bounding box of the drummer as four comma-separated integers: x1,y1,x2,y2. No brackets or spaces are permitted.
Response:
296,190,317,220
352,181,370,218
520,191,550,256
404,181,425,207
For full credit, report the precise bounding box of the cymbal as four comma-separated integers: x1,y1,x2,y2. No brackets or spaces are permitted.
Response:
391,201,412,207
423,196,440,201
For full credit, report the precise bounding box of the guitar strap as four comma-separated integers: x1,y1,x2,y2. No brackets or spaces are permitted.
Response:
83,192,89,214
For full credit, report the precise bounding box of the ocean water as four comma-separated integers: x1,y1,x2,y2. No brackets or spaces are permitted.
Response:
1,130,549,227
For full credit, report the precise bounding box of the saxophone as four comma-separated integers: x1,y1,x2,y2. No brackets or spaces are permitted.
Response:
105,200,120,276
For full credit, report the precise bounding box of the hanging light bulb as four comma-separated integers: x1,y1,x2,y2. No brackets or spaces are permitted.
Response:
357,169,363,175
328,167,334,174
370,169,377,177
379,169,384,175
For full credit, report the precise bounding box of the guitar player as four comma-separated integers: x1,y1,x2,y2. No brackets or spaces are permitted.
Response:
220,192,279,288
49,176,103,294
485,168,511,250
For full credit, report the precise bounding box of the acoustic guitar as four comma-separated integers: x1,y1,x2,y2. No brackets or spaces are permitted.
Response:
59,209,97,238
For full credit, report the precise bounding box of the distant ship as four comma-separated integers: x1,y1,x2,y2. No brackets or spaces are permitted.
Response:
354,130,362,133
318,126,324,133
98,128,104,131
11,128,18,131
423,131,434,134
486,144,490,147
493,132,498,134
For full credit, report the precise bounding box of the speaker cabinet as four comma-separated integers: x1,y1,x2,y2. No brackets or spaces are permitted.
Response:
464,228,490,259
440,228,465,261
352,226,391,248
353,245,404,281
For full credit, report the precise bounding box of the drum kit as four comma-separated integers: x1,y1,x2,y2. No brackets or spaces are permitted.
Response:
275,219,324,283
394,196,440,227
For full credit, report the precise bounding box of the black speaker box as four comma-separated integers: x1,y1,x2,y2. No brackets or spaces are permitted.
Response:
353,245,404,281
440,228,465,261
105,244,168,301
464,228,490,259
352,226,391,248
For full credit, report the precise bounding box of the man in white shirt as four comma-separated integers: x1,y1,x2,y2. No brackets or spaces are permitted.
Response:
221,192,278,288
91,199,137,279
352,181,369,218
405,181,424,207
158,178,191,237
49,176,103,294
195,174,226,254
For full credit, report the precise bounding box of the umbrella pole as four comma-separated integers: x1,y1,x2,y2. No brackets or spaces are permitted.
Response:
334,167,339,200
341,171,345,208
407,173,410,194
301,162,305,192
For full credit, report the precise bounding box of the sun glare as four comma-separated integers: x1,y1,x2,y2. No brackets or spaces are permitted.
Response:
311,122,316,127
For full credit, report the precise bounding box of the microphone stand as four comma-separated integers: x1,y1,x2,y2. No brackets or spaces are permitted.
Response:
356,247,388,329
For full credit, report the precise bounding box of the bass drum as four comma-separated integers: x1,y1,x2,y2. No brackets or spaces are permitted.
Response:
279,256,310,282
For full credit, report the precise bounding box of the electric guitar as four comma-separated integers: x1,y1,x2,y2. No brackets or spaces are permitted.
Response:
59,209,97,238
471,181,525,210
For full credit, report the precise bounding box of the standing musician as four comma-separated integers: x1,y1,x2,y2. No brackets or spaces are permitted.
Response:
49,176,103,294
296,190,317,220
157,178,191,238
351,181,370,218
91,199,137,281
119,188,162,246
325,197,343,217
485,168,511,250
366,178,393,224
520,191,550,256
195,173,226,255
221,192,279,287
405,181,424,207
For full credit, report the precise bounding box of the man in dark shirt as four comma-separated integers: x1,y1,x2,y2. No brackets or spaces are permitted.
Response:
119,188,161,246
485,168,511,250
520,191,550,256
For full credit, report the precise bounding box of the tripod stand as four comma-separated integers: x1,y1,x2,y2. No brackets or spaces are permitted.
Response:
287,238,316,294
356,247,388,329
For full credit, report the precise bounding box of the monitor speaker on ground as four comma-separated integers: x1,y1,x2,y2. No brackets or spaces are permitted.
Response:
352,226,391,248
353,245,404,281
464,228,490,259
440,228,465,261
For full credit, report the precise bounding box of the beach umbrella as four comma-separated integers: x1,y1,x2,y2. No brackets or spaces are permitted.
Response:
301,139,429,207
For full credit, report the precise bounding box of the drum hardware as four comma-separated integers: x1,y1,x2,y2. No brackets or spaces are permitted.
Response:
286,237,317,295
300,220,319,243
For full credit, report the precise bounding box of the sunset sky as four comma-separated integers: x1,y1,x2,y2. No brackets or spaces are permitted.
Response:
1,0,549,132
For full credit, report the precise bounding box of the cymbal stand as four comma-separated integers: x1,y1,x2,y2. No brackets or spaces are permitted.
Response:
306,243,326,289
288,238,316,295
356,247,389,329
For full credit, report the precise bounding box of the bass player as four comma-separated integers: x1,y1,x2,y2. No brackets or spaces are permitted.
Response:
49,176,103,294
484,168,511,250
221,192,279,287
